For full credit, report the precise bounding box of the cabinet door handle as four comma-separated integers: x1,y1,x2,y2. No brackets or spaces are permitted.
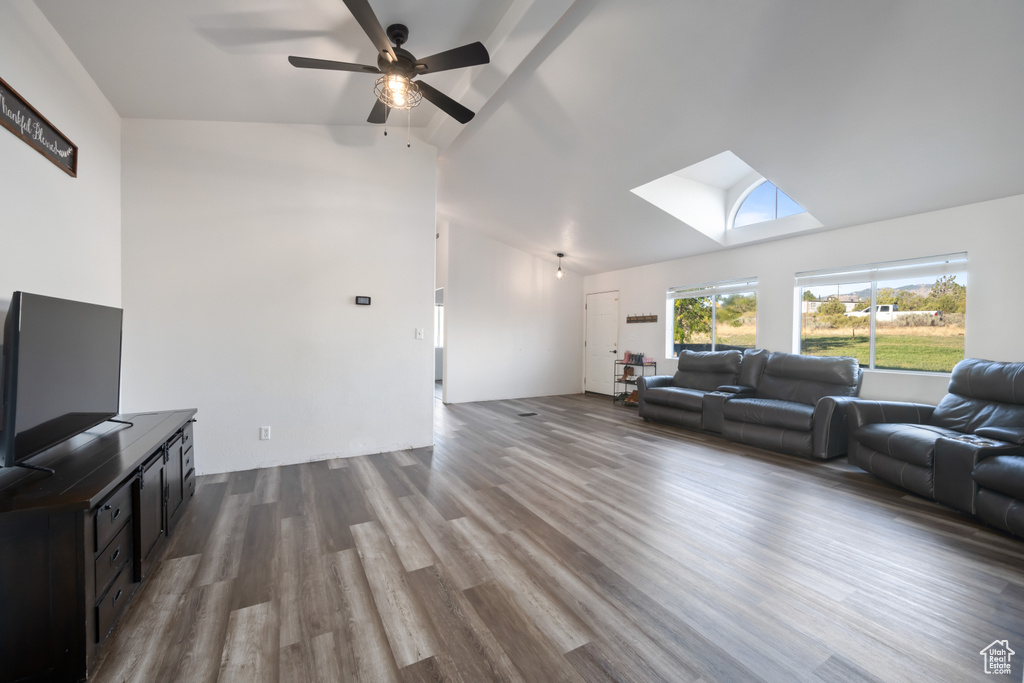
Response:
113,588,123,604
110,547,120,563
111,507,121,521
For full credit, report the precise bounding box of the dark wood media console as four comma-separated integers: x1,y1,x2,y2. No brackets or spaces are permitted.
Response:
0,409,197,682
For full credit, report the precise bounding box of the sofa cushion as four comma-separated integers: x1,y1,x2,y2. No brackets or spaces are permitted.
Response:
853,423,962,467
756,353,861,405
644,387,706,411
737,348,769,388
929,393,1024,434
946,357,1024,404
673,349,742,392
930,358,1024,433
973,455,1024,500
722,398,815,431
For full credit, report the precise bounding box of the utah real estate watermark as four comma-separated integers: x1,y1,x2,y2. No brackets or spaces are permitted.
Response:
979,640,1015,676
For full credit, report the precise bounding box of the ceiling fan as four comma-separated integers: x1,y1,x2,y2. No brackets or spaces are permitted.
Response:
288,0,490,125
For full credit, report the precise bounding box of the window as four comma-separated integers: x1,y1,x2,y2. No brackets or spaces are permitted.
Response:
733,180,807,228
666,277,757,357
797,253,967,373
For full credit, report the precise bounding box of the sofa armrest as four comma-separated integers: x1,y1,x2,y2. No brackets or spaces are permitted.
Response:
637,375,673,410
638,375,674,391
934,436,1023,513
846,399,935,431
975,426,1024,446
811,396,860,459
715,384,756,396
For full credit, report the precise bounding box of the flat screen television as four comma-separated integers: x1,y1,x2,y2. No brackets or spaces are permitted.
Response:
0,292,123,469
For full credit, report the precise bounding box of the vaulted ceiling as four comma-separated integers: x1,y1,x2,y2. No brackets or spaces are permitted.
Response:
35,0,1024,275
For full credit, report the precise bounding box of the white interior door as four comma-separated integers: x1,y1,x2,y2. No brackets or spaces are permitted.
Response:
585,291,619,395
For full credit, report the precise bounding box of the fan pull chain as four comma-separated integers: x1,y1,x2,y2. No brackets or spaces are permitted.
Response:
407,107,412,148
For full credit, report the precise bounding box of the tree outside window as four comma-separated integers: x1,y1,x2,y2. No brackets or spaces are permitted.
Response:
669,283,756,357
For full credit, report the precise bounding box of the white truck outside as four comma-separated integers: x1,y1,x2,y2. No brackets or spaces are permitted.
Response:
846,304,942,321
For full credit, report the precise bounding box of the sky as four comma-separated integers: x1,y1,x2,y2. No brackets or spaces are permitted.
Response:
805,273,968,302
734,181,806,228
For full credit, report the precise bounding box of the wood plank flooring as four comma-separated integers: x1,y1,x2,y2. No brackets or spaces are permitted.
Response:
91,394,1024,682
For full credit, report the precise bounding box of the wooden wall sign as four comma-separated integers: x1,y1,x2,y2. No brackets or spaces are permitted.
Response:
0,76,78,177
626,314,658,324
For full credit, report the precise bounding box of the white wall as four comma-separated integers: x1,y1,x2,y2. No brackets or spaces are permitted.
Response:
445,225,584,403
120,120,437,475
585,194,1024,405
435,219,450,291
0,2,121,310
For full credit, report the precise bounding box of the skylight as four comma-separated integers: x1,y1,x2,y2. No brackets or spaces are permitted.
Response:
630,150,821,246
733,181,807,228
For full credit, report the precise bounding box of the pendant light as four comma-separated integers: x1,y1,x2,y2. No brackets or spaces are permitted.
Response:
555,252,565,280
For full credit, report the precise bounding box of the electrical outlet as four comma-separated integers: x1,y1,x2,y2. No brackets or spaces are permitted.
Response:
415,328,425,340
259,426,271,440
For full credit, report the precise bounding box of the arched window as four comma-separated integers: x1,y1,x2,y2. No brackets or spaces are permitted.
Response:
733,180,807,229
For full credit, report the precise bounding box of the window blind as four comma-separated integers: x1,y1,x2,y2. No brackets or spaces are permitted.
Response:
795,253,967,289
667,276,758,300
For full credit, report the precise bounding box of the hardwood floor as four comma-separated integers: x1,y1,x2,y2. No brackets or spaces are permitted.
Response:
91,393,1024,682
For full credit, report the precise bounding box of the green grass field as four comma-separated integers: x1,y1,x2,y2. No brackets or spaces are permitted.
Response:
801,334,964,372
716,333,756,347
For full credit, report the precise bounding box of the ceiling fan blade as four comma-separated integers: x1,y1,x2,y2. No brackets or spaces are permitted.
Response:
288,56,380,74
368,99,390,124
415,42,490,74
416,81,475,124
341,0,397,64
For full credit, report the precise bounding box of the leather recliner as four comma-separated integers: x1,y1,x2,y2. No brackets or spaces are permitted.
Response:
718,351,863,459
638,349,743,430
846,357,1024,536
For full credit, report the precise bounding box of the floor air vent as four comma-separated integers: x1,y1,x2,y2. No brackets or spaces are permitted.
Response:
517,412,538,417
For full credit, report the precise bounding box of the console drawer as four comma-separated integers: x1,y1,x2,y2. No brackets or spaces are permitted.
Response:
184,470,196,500
95,481,132,552
183,446,194,479
95,520,132,598
182,421,194,451
95,565,133,642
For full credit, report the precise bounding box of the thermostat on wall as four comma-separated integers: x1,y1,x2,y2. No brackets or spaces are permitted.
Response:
355,296,371,305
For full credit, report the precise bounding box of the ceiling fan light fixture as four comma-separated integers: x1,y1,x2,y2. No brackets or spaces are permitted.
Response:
288,8,488,126
374,71,421,110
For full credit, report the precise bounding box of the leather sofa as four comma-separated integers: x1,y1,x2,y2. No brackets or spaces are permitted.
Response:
847,357,1024,536
639,348,862,459
637,349,744,430
719,352,863,459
